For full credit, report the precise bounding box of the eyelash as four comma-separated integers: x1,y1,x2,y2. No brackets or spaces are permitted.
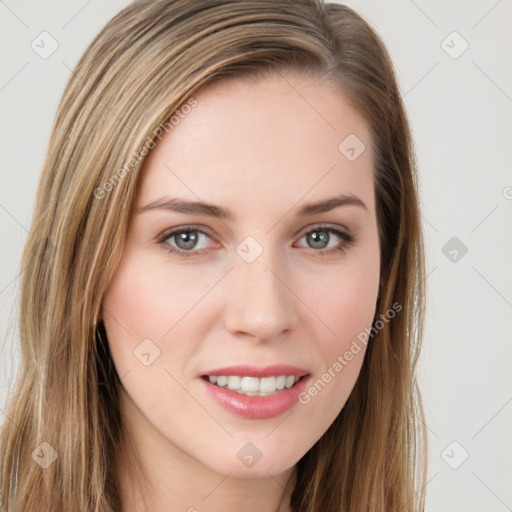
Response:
156,224,356,259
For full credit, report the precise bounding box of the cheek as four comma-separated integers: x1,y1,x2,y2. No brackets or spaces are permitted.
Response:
101,250,212,374
295,252,380,421
310,276,377,379
309,256,380,354
101,253,214,427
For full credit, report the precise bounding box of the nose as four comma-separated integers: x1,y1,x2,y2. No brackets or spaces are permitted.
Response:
223,252,299,343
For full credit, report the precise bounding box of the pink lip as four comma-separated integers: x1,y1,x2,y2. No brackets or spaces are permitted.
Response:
199,366,310,420
201,364,309,378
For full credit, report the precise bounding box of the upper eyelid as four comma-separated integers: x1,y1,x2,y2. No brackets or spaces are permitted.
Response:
295,222,351,237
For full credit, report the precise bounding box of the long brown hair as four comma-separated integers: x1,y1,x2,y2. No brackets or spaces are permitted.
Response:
0,1,427,510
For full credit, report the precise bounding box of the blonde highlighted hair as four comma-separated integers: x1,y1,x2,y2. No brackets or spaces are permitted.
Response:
1,1,427,510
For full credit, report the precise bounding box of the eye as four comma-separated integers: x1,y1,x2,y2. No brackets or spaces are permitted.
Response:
156,224,356,259
156,226,216,258
295,224,356,257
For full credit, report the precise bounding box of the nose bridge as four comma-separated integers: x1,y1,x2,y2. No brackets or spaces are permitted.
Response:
224,241,297,340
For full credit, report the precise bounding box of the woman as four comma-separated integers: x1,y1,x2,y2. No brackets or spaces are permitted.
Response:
0,0,427,510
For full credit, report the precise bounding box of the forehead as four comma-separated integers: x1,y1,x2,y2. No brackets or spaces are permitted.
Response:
134,71,375,218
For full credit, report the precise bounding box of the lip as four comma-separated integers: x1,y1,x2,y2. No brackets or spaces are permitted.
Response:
201,364,309,379
199,366,310,420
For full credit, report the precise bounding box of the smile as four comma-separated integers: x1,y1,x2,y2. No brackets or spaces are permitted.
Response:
203,375,302,396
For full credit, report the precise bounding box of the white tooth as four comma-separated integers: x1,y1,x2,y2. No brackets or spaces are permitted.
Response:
210,374,299,394
217,375,228,387
240,376,259,392
227,375,241,390
275,375,286,390
259,376,276,393
285,375,296,388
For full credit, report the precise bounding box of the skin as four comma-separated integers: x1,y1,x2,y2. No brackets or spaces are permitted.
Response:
101,70,381,512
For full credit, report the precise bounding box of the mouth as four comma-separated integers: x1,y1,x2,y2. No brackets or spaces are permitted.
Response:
199,366,311,419
200,374,308,396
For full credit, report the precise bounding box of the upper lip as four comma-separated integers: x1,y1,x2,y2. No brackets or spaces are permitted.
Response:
201,364,310,379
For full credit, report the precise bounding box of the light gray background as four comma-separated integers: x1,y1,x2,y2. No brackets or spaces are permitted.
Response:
1,1,511,510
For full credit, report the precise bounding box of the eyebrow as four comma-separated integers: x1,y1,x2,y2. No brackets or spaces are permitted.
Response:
136,193,367,219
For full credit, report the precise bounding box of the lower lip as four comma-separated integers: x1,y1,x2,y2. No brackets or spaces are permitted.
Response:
200,376,310,419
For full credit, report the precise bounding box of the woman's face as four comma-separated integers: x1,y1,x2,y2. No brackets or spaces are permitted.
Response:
102,71,380,478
